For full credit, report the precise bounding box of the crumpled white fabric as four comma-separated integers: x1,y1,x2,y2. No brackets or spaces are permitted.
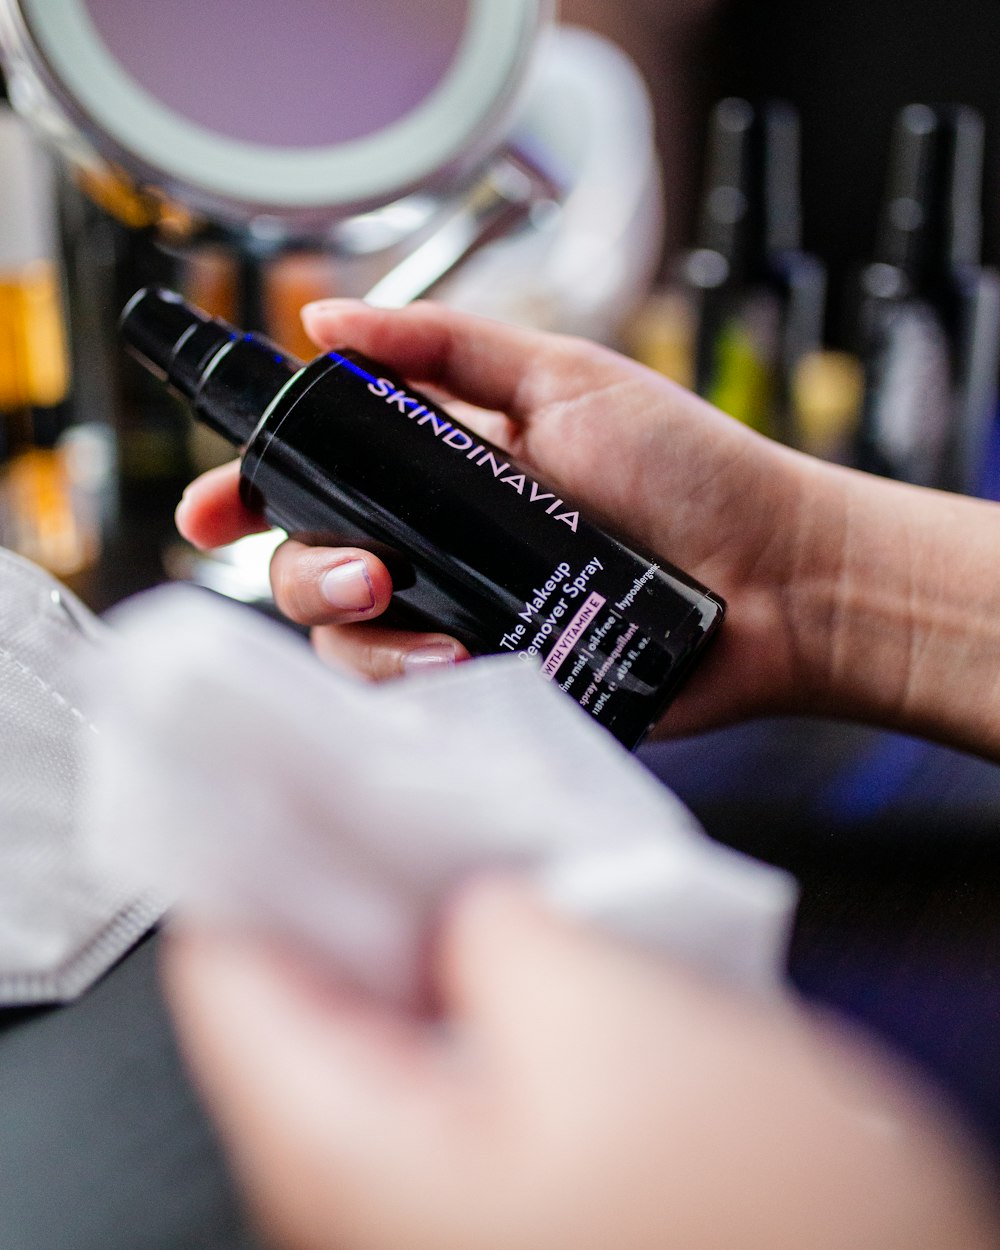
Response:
83,586,798,1007
0,548,163,1005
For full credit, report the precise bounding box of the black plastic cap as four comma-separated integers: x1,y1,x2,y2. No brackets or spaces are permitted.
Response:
120,288,299,448
120,288,225,397
877,104,985,283
697,99,803,276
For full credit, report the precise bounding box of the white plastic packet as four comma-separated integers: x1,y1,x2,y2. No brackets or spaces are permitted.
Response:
83,586,797,1007
0,549,162,1004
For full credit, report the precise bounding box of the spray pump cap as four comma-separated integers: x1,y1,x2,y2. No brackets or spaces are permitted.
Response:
120,287,299,446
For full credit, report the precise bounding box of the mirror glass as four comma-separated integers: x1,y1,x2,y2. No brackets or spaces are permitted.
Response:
83,0,472,148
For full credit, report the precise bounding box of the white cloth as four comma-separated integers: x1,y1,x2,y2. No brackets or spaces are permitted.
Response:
0,549,162,1004
83,586,797,1007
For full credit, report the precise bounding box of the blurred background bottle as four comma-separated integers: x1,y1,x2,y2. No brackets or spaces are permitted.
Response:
853,104,1000,493
629,98,826,446
0,104,110,577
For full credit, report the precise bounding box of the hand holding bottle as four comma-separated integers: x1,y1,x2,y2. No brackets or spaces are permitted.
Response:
176,299,820,737
176,299,1000,759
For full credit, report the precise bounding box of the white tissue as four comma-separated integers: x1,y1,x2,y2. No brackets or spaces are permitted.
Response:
83,587,797,1005
0,548,163,1005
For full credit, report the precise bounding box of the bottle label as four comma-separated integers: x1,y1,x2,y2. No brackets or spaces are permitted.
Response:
496,551,679,733
245,352,722,749
359,365,582,531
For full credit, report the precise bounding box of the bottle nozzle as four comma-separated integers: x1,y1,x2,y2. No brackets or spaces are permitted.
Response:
120,287,228,396
120,287,299,447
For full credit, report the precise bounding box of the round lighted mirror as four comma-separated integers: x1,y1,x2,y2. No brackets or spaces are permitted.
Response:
0,0,549,227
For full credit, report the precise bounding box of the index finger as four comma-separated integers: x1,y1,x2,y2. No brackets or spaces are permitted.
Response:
175,460,271,550
300,299,602,421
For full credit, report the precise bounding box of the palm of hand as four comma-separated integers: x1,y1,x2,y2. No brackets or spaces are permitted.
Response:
481,338,815,732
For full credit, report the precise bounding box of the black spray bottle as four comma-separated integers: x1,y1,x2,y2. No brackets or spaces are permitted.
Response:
120,288,724,750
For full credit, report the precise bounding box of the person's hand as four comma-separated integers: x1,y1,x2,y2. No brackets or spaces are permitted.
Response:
176,300,832,736
165,880,999,1250
176,299,1000,757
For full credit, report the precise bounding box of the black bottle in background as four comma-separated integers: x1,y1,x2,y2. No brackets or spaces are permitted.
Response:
120,288,724,750
854,105,1000,493
683,98,826,445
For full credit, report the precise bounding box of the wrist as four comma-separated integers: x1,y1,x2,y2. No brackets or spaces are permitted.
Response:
782,460,1000,757
654,436,842,733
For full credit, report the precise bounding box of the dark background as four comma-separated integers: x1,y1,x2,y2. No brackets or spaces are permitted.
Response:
717,0,1000,339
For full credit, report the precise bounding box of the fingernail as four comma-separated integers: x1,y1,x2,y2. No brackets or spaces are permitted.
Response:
320,560,376,612
301,298,351,321
403,643,458,673
174,492,195,533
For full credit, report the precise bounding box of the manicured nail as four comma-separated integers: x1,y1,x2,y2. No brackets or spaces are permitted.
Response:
301,298,352,321
403,643,458,673
174,491,199,538
320,560,375,612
